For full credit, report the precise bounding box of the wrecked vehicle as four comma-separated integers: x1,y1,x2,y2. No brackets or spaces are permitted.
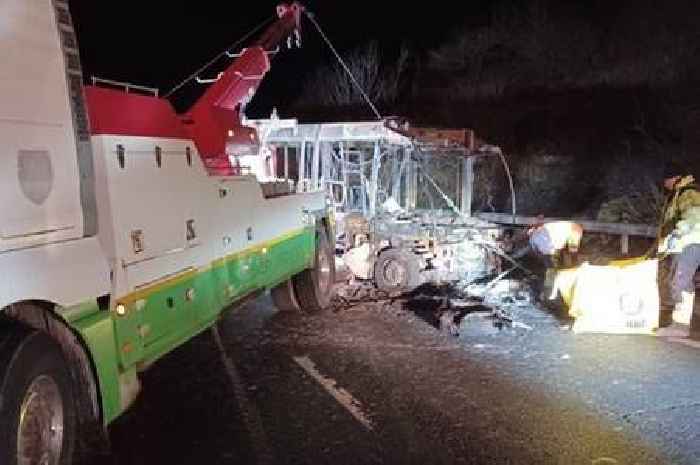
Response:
342,209,504,293
338,122,515,293
245,117,517,294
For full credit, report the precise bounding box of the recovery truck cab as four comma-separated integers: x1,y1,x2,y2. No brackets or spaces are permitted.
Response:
0,1,334,464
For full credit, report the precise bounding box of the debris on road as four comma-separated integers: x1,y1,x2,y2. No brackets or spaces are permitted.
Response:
332,271,543,339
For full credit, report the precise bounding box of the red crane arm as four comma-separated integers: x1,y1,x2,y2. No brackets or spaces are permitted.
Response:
183,3,303,176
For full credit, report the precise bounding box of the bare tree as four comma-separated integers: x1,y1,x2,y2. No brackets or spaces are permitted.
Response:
297,41,410,110
425,0,698,100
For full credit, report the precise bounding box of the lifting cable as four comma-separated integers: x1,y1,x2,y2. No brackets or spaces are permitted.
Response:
305,9,516,224
164,15,275,98
304,11,384,121
164,8,385,124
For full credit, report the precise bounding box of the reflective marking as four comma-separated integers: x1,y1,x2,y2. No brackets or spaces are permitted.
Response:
293,355,374,431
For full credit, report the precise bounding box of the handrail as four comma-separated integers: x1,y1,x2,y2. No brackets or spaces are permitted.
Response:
91,76,159,96
225,46,280,58
195,72,224,84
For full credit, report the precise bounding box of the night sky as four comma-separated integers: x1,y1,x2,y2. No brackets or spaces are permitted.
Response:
69,1,491,116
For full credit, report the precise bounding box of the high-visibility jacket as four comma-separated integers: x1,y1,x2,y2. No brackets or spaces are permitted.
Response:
529,221,583,256
659,175,700,254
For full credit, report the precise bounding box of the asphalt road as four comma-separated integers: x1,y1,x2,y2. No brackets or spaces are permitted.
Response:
106,291,700,465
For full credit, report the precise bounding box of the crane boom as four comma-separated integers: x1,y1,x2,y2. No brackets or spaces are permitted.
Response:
183,3,303,176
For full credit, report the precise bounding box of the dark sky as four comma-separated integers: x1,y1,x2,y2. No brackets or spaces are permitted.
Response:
69,1,491,116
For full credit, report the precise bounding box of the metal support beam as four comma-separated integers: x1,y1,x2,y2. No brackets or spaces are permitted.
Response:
341,142,348,212
360,150,367,217
460,157,474,217
311,138,320,190
298,139,306,190
407,150,417,210
369,141,380,218
398,149,410,208
391,148,401,201
322,143,332,188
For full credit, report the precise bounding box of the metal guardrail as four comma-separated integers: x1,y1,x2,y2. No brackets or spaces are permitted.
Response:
476,212,658,255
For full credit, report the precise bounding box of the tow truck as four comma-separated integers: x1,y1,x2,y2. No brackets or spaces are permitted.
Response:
0,1,334,464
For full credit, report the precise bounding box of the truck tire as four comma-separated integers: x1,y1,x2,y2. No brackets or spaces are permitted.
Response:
271,279,301,312
0,322,77,465
374,248,421,294
293,227,335,312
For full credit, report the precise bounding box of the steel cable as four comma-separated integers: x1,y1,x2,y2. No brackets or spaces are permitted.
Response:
305,11,383,121
164,15,275,98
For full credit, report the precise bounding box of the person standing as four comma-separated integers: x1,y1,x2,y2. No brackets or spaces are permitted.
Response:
656,162,700,336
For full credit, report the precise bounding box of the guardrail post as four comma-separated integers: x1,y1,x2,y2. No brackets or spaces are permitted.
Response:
621,234,629,255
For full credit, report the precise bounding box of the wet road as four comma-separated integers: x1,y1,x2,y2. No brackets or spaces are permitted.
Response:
106,293,700,465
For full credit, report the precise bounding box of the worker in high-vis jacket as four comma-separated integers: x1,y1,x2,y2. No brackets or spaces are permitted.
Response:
528,219,583,268
657,162,700,336
525,218,583,299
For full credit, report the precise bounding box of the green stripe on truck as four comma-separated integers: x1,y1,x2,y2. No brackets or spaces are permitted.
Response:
65,226,316,424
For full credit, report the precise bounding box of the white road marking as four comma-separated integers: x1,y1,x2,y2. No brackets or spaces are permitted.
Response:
293,355,374,431
212,326,275,465
592,458,619,465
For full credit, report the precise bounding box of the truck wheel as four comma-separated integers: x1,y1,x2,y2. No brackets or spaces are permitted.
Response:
271,279,301,312
374,248,420,294
0,323,76,465
293,227,335,312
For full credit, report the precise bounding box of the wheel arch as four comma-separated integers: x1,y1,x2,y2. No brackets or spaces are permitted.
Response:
1,300,108,443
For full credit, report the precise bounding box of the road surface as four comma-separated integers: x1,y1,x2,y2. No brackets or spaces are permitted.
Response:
105,291,700,465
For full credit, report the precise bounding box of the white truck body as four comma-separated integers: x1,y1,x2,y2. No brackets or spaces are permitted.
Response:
0,3,332,455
